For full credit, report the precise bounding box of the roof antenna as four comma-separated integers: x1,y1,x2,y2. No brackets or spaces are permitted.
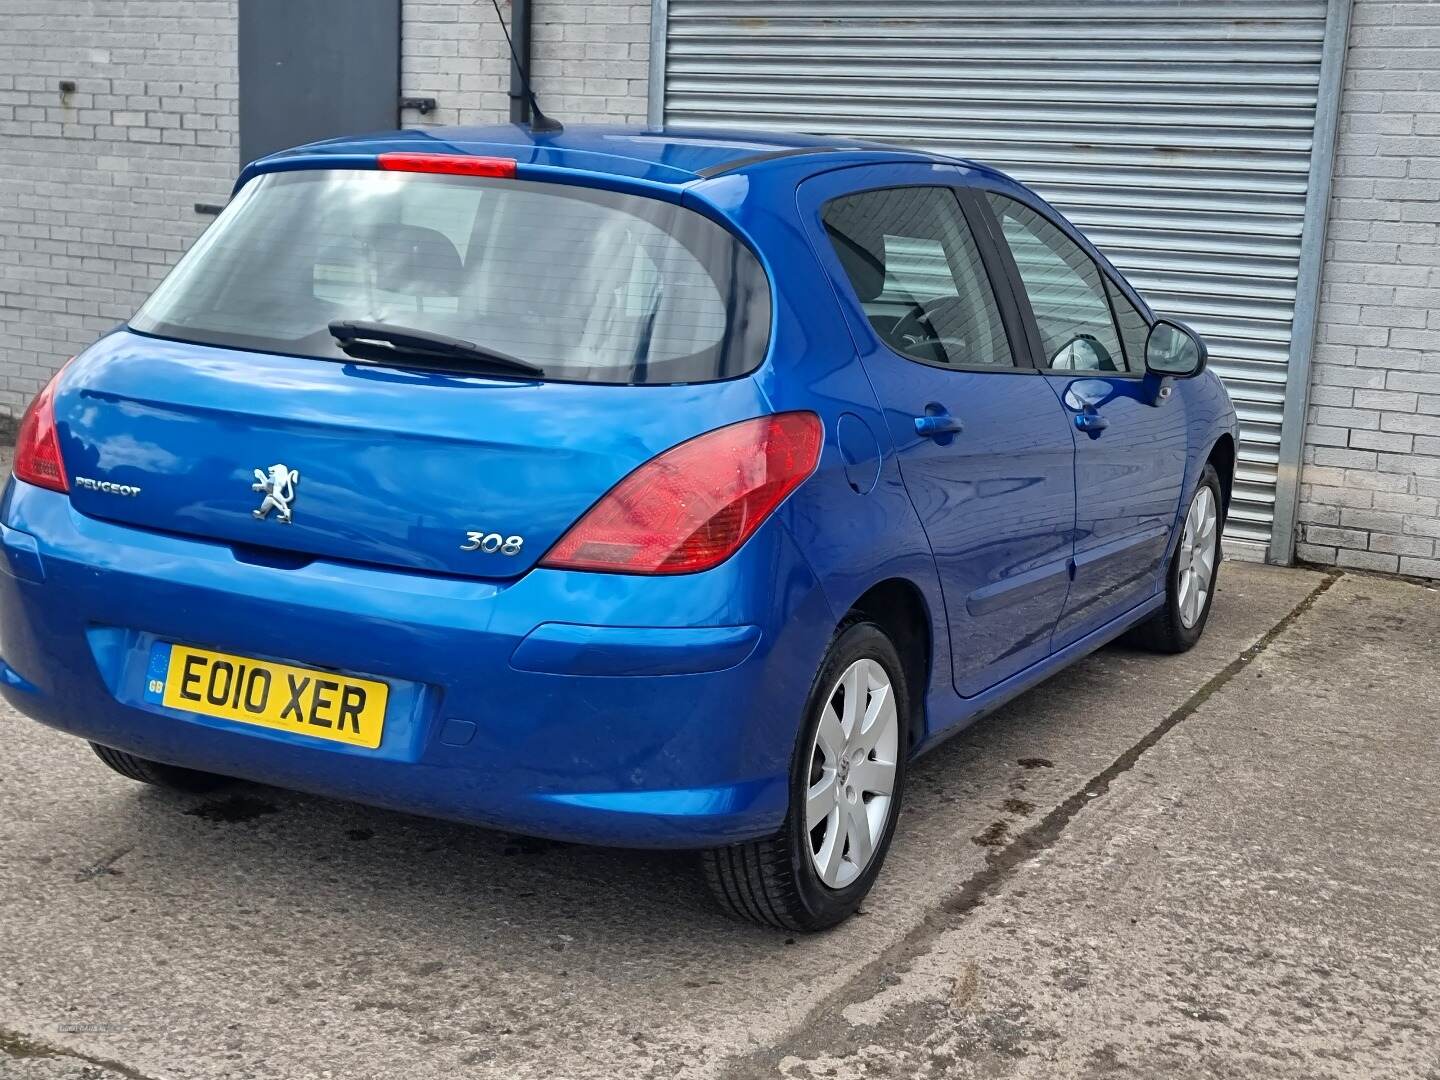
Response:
488,0,563,134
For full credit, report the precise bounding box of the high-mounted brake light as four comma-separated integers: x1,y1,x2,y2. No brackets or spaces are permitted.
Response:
541,412,823,575
13,363,71,494
377,153,517,178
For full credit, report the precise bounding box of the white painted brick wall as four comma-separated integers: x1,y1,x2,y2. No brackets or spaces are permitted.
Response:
0,0,239,422
400,0,649,129
1296,0,1440,580
0,0,647,424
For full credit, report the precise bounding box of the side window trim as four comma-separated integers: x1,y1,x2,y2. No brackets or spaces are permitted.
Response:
952,186,1041,373
958,185,1047,372
977,189,1142,379
818,183,1029,377
1103,274,1155,373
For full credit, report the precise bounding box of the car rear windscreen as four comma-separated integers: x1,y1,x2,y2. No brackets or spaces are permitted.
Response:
130,169,772,385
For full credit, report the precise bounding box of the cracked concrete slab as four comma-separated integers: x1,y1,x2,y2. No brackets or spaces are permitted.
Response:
0,1029,140,1079
6,562,1416,1079
751,571,1440,1080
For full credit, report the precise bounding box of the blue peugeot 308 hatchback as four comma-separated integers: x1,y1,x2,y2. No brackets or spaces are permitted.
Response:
1,126,1236,930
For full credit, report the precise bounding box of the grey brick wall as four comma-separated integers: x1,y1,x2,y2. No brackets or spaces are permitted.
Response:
1295,0,1440,580
0,0,239,423
400,0,649,129
0,0,648,425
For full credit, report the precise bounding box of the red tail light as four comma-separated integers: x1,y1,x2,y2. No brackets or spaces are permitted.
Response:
541,412,824,575
13,365,70,493
377,153,517,178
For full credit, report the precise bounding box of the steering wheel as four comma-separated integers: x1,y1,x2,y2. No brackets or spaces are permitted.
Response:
891,296,973,360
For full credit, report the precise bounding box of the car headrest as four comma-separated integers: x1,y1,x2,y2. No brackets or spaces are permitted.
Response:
368,223,465,296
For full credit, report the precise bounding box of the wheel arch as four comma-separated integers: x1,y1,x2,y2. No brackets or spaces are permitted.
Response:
842,577,931,753
1207,432,1236,522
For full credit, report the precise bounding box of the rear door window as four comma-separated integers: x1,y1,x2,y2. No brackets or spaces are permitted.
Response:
131,170,771,385
822,186,1015,370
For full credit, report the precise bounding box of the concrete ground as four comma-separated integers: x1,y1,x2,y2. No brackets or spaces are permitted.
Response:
1,561,1437,1080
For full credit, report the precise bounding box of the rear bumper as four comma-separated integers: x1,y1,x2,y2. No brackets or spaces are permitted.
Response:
0,480,835,848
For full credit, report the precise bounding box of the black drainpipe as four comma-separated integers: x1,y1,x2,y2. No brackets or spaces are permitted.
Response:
508,0,533,124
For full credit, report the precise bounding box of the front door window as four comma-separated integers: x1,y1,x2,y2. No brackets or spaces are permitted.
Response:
986,193,1127,374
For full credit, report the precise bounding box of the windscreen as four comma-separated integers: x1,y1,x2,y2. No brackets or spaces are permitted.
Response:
130,169,772,384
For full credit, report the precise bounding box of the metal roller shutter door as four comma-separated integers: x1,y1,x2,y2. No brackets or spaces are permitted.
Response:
658,0,1334,551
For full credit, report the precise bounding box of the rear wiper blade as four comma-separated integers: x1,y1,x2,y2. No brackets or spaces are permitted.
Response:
327,320,544,377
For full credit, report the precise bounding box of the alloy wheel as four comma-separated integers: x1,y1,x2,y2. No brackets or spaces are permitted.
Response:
1177,485,1219,629
806,657,900,889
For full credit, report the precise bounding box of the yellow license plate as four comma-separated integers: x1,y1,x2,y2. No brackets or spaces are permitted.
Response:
156,643,388,749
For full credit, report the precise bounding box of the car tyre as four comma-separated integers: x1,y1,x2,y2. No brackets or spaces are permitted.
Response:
1127,463,1224,654
702,618,909,931
90,742,228,793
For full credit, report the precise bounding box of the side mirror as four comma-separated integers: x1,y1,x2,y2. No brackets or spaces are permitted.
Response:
1050,334,1109,372
1145,319,1207,378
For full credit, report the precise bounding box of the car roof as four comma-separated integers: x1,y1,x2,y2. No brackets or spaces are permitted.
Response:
250,123,990,186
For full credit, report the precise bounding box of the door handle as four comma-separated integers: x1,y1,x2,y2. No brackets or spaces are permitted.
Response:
915,413,964,439
1074,412,1109,434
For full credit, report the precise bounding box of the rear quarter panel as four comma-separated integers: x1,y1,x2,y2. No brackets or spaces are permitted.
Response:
689,165,954,732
